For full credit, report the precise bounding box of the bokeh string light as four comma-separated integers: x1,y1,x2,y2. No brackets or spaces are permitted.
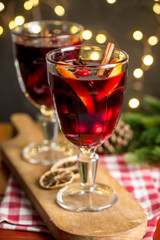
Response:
32,0,39,7
24,1,33,10
153,3,160,14
106,0,117,4
96,33,107,44
9,20,17,29
129,98,140,109
82,30,93,40
142,55,154,66
0,0,159,111
133,30,143,41
148,36,159,45
133,68,143,79
14,15,25,25
54,5,65,17
0,2,4,11
0,25,3,35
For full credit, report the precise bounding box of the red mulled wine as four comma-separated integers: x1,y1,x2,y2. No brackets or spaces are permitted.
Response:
48,62,126,148
13,39,82,112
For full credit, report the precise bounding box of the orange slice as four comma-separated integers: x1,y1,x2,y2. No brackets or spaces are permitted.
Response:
108,58,122,78
66,80,95,114
95,58,123,102
56,62,77,79
95,73,124,102
56,62,95,114
70,36,78,44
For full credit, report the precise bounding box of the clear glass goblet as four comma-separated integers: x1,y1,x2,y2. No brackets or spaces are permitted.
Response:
11,20,84,165
46,44,129,211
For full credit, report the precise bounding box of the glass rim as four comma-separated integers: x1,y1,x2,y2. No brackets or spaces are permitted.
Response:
46,45,129,68
10,20,84,38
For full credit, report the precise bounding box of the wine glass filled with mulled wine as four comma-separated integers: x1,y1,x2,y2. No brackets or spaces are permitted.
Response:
46,43,129,211
11,20,84,165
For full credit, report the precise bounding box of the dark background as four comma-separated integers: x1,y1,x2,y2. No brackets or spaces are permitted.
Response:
0,0,160,121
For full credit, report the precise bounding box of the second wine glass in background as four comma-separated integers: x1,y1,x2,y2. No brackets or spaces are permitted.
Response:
11,20,84,165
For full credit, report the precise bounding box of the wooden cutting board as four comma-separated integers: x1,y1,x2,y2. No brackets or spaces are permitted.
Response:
0,113,147,240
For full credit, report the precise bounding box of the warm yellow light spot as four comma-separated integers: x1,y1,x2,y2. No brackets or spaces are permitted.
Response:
142,55,154,66
129,98,140,109
24,1,33,10
96,34,107,44
54,5,65,16
31,0,39,6
90,52,99,60
148,36,159,45
82,30,92,40
15,16,25,25
0,26,3,35
153,3,160,14
0,2,4,11
106,0,116,3
70,25,79,34
133,30,143,40
30,24,41,33
133,68,143,78
9,20,17,29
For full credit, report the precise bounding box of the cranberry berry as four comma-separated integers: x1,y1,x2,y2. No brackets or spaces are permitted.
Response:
75,69,91,77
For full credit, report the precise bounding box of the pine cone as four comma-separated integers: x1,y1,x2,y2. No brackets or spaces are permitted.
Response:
97,120,133,154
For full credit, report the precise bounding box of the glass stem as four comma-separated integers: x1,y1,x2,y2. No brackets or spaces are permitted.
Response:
39,113,59,144
78,148,98,189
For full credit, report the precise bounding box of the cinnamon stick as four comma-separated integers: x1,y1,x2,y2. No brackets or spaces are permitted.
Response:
97,42,115,77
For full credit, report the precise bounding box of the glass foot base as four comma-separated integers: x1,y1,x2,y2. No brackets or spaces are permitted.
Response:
57,183,118,211
22,141,77,165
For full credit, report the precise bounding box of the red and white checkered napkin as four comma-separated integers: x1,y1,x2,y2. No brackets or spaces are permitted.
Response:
100,154,160,240
0,155,160,239
0,176,49,233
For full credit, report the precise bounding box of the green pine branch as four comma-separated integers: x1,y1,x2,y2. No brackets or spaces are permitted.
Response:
143,95,160,114
119,95,160,165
